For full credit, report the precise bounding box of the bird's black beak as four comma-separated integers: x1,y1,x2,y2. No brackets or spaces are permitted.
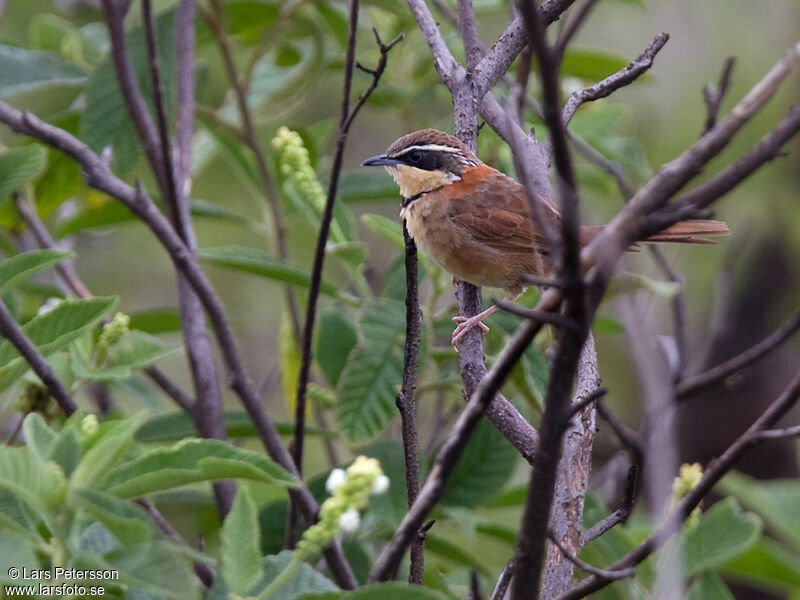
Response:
361,153,402,167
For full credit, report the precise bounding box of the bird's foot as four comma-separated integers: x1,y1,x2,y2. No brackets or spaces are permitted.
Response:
451,314,490,348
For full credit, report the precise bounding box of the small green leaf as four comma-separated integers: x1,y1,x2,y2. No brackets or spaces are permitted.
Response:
0,44,86,98
21,413,56,461
562,48,635,82
111,330,177,369
99,438,298,498
441,420,518,507
71,414,145,490
0,249,72,296
127,308,183,334
687,572,735,600
72,489,154,545
315,308,357,387
0,145,48,205
721,537,800,592
221,487,262,595
336,298,405,443
361,213,404,249
682,497,762,575
0,446,66,508
55,199,135,237
199,245,338,296
339,172,401,203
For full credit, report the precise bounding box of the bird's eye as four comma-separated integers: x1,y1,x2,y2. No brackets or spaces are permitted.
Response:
408,150,423,163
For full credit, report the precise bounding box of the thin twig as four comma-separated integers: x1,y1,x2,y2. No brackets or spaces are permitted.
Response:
552,0,601,61
292,22,401,476
751,425,800,442
676,306,800,398
595,400,645,460
0,299,77,415
457,0,482,70
557,369,800,599
648,246,689,379
398,223,424,584
548,531,636,580
491,559,515,600
554,32,669,151
580,464,638,546
495,298,582,331
703,57,736,134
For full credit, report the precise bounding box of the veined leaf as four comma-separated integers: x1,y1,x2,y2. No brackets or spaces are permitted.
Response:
72,489,154,546
99,438,298,498
71,414,145,490
221,487,262,596
247,551,338,599
199,245,338,296
314,307,357,387
336,298,405,443
0,44,86,97
0,145,48,204
0,249,73,296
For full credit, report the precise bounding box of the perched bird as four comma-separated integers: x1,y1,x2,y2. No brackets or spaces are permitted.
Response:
362,129,730,346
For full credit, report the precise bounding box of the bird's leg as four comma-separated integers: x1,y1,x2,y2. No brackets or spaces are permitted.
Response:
452,305,496,348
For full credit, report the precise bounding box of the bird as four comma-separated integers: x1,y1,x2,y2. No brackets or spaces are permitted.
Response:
361,129,730,346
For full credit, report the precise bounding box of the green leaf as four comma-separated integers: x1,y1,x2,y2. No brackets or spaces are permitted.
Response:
562,48,633,82
336,298,405,443
33,148,82,216
55,199,135,237
314,307,357,387
71,414,145,490
80,10,176,174
441,420,518,507
721,537,800,592
339,171,401,203
248,551,338,599
0,144,48,204
48,425,81,477
296,582,452,600
222,487,262,595
21,413,56,461
0,249,72,296
0,44,86,97
0,531,40,584
72,489,154,545
111,330,177,369
687,572,735,600
361,213,404,249
222,1,279,43
135,410,331,441
127,308,183,334
99,438,297,498
682,497,762,575
0,446,66,508
425,534,492,577
199,245,338,296
0,487,46,540
720,471,800,550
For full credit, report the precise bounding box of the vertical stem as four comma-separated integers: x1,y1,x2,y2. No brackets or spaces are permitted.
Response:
398,222,424,583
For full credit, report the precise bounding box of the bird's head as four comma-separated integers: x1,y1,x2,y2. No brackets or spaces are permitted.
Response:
361,129,480,199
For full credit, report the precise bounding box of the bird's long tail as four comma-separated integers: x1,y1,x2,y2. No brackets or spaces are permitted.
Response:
581,219,731,246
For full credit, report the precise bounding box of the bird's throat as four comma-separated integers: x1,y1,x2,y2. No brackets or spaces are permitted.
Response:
385,164,459,198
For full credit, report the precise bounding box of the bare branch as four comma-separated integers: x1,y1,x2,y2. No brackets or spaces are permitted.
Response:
293,21,400,476
676,306,800,398
703,57,736,133
595,400,645,460
491,559,515,600
560,33,669,127
494,298,581,331
751,425,800,442
581,465,638,546
553,0,601,61
548,531,635,580
457,0,482,70
0,299,77,415
649,246,689,378
398,223,424,584
557,369,800,599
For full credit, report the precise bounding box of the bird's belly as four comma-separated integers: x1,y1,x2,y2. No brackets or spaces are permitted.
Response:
403,200,520,289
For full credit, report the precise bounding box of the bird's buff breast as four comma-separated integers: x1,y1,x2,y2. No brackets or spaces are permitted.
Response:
401,196,515,289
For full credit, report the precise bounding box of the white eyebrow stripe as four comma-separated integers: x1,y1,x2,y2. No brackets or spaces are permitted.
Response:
392,144,462,156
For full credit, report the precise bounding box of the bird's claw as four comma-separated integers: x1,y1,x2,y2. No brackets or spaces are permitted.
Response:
451,315,490,349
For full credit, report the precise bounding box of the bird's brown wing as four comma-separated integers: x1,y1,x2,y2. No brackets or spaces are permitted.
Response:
445,169,559,254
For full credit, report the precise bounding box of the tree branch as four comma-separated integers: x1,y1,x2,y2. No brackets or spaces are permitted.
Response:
703,57,736,134
557,369,800,599
580,464,638,546
676,306,800,398
398,223,424,584
0,299,77,415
